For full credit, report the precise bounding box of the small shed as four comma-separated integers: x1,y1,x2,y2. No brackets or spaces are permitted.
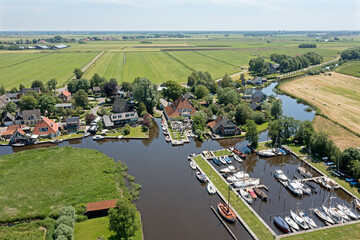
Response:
86,199,118,218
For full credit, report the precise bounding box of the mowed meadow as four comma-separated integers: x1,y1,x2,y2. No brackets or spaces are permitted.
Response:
1,34,359,88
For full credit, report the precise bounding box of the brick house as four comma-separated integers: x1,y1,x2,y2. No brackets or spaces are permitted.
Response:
164,95,197,120
33,117,60,138
59,90,71,102
207,115,241,136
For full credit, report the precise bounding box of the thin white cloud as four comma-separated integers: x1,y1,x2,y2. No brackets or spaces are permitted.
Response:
210,0,292,12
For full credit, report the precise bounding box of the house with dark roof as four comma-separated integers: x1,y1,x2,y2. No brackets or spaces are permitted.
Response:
33,117,60,138
22,109,41,125
66,117,80,132
2,112,14,126
183,92,195,100
20,88,41,96
250,102,262,111
103,115,114,128
164,95,197,120
267,62,280,74
14,112,23,125
59,90,71,102
92,86,101,94
112,98,129,113
0,94,9,108
251,77,267,86
207,115,241,136
55,103,74,110
251,91,267,102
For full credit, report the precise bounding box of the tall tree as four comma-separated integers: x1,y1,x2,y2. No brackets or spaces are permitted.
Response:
249,57,269,76
73,89,88,107
103,81,117,97
19,95,38,110
73,68,84,79
163,81,183,101
37,95,57,115
235,104,253,125
47,78,57,92
245,120,259,148
133,78,158,114
271,99,283,119
4,102,17,114
137,102,147,116
31,80,46,92
219,74,233,88
194,84,209,99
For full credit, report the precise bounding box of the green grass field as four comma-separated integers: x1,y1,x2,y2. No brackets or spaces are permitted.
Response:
0,52,98,89
0,146,125,222
74,213,143,240
0,221,45,240
336,61,360,77
84,52,125,79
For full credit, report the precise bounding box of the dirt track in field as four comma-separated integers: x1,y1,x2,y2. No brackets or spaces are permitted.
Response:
281,72,360,135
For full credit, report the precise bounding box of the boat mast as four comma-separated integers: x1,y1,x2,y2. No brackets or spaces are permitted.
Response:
227,185,231,212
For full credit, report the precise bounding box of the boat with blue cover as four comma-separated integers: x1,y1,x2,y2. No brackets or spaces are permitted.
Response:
274,216,290,233
213,157,221,165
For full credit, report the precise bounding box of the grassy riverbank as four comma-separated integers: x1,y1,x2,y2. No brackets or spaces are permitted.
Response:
0,221,45,240
193,155,273,239
0,147,126,222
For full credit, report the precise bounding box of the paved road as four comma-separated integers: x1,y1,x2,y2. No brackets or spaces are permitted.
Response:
90,97,106,116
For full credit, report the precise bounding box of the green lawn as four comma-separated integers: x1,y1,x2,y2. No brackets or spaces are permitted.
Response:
124,126,149,138
0,147,125,222
74,212,143,240
0,52,98,89
213,149,231,157
336,61,360,77
193,50,252,68
0,221,45,240
170,131,186,140
57,133,84,140
193,155,273,240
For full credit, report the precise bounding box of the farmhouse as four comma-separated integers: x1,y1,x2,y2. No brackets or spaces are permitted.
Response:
207,115,241,136
164,95,197,120
14,112,23,125
86,199,118,218
251,77,267,86
251,91,267,102
22,109,41,125
33,117,60,138
58,90,71,102
250,102,262,111
2,112,14,126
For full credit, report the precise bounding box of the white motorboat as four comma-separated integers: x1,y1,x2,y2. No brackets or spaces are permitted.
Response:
258,150,276,157
83,132,90,138
322,206,344,224
220,165,236,173
331,206,350,221
298,166,312,178
290,210,309,229
298,210,317,228
274,169,289,182
300,183,311,195
227,171,249,183
190,160,197,170
284,216,300,231
207,183,216,194
337,204,358,220
187,153,196,160
314,208,335,225
219,156,227,164
239,189,253,204
286,181,303,196
234,155,243,162
93,135,104,140
233,178,260,188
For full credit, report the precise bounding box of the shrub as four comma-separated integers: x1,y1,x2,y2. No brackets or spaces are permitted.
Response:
123,127,130,135
253,111,265,125
56,216,75,229
54,224,73,240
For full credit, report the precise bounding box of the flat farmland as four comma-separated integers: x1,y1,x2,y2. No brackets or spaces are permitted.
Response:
84,52,124,79
336,61,360,77
0,52,52,68
167,51,238,79
194,50,253,68
281,72,360,135
121,52,192,83
0,52,98,89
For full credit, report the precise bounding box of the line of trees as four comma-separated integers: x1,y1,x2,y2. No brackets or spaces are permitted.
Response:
298,44,316,48
54,206,76,240
270,52,323,73
341,47,360,60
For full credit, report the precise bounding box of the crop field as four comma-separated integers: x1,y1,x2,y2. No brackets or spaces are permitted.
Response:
0,147,124,222
84,52,125,79
0,52,97,89
336,61,360,77
194,50,253,68
281,72,360,135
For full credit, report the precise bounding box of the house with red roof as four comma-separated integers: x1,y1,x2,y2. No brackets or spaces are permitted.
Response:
1,125,25,139
164,95,197,120
59,90,72,102
33,117,60,138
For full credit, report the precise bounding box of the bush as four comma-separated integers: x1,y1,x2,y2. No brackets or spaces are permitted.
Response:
142,125,148,132
123,127,130,135
54,224,73,240
56,216,75,229
253,111,265,125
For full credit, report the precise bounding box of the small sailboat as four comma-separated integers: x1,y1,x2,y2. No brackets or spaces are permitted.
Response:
234,155,243,162
217,202,236,223
274,216,290,233
239,189,253,204
257,150,276,157
298,167,313,178
165,136,171,142
284,216,300,231
190,160,197,170
331,206,350,221
247,188,257,199
337,204,358,220
323,206,345,224
220,165,236,173
233,178,260,188
207,183,216,194
224,156,232,164
196,171,208,183
219,156,227,164
355,198,360,210
298,210,317,228
314,208,335,224
300,183,312,195
213,157,221,165
274,169,289,182
290,210,309,229
254,187,268,201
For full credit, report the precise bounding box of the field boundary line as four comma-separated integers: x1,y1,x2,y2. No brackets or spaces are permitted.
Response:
0,52,53,70
192,50,238,67
162,51,195,72
75,51,105,80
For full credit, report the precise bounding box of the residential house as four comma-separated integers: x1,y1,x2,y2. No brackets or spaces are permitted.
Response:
20,88,41,96
252,77,267,86
6,93,19,103
1,124,25,139
2,112,14,126
207,116,241,136
9,128,36,145
251,91,267,102
14,112,23,125
92,86,101,94
112,98,129,113
110,111,138,126
0,94,9,108
267,62,280,74
183,92,195,100
164,95,197,120
53,44,68,50
33,117,60,138
250,102,262,111
35,45,48,49
55,103,74,110
59,90,71,102
103,115,114,129
66,117,80,132
22,109,41,125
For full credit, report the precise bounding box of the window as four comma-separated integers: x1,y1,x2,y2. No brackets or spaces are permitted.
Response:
39,127,48,132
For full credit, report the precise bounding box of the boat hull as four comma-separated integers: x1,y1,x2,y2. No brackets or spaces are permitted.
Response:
217,202,236,223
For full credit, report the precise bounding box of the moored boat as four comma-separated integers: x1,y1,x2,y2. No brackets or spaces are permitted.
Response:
217,202,236,223
274,216,290,233
93,135,104,140
220,165,236,173
247,188,257,199
213,157,221,165
284,216,300,231
224,156,232,164
274,169,289,182
233,178,260,188
196,171,208,183
239,189,253,204
165,136,171,142
207,183,216,194
300,183,311,195
233,148,246,159
336,204,358,220
290,210,309,229
306,182,319,193
298,210,317,228
254,187,267,200
286,181,303,196
187,153,195,160
314,208,335,224
355,198,360,210
331,206,350,221
83,132,90,138
234,155,243,162
190,160,197,170
298,167,312,178
322,206,344,224
227,171,249,183
258,150,276,157
219,156,227,164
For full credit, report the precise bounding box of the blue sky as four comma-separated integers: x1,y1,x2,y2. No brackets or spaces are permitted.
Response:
0,0,359,31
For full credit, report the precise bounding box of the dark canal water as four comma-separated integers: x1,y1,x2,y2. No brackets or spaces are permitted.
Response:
2,83,357,239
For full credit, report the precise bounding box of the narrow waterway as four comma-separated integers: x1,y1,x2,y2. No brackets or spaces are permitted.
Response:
2,82,357,239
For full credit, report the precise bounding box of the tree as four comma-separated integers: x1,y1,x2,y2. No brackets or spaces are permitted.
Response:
217,87,238,105
239,73,245,80
73,68,84,79
90,73,106,88
0,85,5,95
19,95,38,110
108,198,140,239
245,120,259,148
271,99,283,119
54,224,73,240
10,87,18,93
19,84,25,91
163,81,183,101
194,84,209,99
37,95,56,115
249,57,269,76
76,79,90,92
137,102,147,116
85,113,96,124
193,110,207,132
31,80,46,92
294,120,314,146
219,74,232,88
339,148,360,174
73,89,88,107
253,111,265,125
268,119,283,146
4,102,17,113
133,78,158,114
109,78,118,85
47,78,57,92
122,82,132,91
103,81,117,97
235,104,253,125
